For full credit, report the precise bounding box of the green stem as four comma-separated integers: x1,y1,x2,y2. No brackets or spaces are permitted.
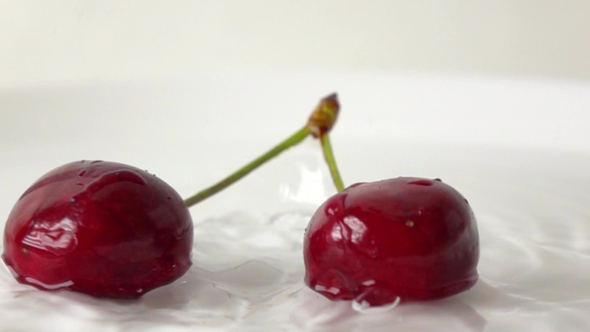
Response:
320,134,345,192
184,127,311,207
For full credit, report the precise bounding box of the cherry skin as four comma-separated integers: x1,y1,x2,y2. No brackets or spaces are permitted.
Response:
303,177,479,306
2,160,193,299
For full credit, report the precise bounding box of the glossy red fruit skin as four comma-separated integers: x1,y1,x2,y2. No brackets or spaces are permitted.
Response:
303,177,479,306
2,160,193,299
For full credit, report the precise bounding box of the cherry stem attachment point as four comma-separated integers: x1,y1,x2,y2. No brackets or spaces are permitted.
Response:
308,93,346,192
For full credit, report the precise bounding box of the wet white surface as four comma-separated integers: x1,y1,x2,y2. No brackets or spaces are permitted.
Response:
1,73,589,331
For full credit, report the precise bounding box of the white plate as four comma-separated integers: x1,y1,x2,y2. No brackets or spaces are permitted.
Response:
1,72,589,332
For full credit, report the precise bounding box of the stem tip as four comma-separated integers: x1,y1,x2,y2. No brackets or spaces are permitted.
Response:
307,93,340,138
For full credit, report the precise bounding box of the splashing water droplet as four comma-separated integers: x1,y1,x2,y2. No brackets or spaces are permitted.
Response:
352,296,400,314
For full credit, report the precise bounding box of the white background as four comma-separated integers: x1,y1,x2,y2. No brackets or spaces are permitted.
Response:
1,3,590,331
1,1,590,87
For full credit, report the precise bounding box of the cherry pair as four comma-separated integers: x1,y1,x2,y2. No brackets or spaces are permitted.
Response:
2,94,479,306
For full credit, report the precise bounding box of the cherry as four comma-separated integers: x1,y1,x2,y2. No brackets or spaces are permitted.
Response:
303,177,479,306
2,160,193,299
2,94,340,299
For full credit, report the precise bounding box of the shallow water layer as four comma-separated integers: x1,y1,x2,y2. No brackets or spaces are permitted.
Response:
1,142,590,332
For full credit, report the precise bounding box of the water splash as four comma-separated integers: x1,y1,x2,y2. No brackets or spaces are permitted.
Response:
1,146,590,331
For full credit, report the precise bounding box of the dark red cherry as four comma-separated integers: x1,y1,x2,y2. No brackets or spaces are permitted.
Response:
2,160,193,299
303,177,479,306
